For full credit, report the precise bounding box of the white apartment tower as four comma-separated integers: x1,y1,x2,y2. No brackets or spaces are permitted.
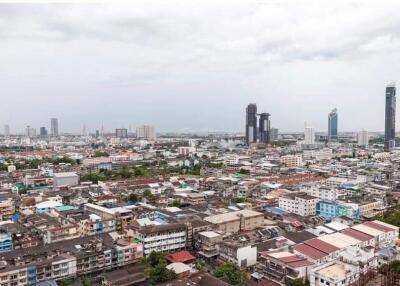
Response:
304,126,315,144
136,125,156,140
358,130,369,147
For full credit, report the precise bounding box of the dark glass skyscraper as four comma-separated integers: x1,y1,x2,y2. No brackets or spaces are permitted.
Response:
245,104,257,145
328,108,338,141
385,82,396,151
259,113,270,144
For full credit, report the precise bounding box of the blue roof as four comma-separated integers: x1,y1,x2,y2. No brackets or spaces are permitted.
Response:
265,207,287,215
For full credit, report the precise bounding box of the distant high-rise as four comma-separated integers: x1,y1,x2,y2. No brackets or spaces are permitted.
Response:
270,128,279,141
358,130,369,147
304,126,315,144
4,125,9,136
328,108,338,141
385,82,396,151
136,125,156,140
245,104,257,145
50,118,59,136
26,126,36,138
259,113,270,144
116,128,128,138
40,127,48,137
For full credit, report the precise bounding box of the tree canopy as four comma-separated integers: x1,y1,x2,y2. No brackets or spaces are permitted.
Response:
214,262,246,285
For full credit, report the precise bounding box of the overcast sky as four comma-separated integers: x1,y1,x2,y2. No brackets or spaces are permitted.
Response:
1,2,400,134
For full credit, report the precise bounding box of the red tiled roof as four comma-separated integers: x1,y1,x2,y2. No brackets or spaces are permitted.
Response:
304,238,339,254
341,228,373,242
363,221,395,233
294,243,328,259
166,251,195,263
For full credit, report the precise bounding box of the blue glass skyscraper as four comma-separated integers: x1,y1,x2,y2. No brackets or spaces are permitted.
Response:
328,108,338,141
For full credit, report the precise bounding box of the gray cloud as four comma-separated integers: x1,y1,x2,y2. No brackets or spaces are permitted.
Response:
1,2,400,133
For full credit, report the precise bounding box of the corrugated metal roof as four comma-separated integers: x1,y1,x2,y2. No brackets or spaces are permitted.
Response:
294,243,327,259
364,221,395,233
304,238,339,253
352,224,384,236
341,228,373,242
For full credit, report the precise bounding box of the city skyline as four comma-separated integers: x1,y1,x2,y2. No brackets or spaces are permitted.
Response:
1,3,400,132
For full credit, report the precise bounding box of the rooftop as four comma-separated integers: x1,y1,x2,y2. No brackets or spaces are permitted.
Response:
204,209,263,224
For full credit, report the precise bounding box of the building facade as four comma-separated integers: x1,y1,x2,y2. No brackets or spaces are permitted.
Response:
328,108,338,141
259,113,271,144
385,82,396,151
136,125,156,140
245,104,258,145
50,118,59,136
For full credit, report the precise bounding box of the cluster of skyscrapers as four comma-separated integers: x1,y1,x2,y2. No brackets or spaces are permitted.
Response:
245,103,271,145
115,125,156,140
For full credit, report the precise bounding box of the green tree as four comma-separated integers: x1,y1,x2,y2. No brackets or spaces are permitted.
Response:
144,251,176,285
93,151,109,157
128,193,138,203
134,168,145,177
58,278,74,286
145,251,166,267
379,260,400,274
172,200,181,207
82,278,91,286
195,258,205,270
214,262,246,285
119,166,132,178
238,168,250,175
146,259,176,284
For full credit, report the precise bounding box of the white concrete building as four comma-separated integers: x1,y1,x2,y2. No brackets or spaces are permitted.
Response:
358,130,369,147
280,154,303,167
53,172,79,189
303,186,339,201
304,126,315,144
136,125,156,140
278,192,319,216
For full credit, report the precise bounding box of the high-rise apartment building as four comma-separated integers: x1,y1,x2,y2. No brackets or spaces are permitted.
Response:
259,113,271,144
328,108,338,141
304,126,315,144
385,82,396,151
245,104,257,145
115,128,128,138
26,126,36,138
3,125,9,136
50,118,59,136
40,127,48,137
136,125,156,140
358,130,369,147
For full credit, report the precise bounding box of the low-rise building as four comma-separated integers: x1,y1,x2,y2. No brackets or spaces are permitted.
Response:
130,223,187,256
204,210,264,233
279,192,319,216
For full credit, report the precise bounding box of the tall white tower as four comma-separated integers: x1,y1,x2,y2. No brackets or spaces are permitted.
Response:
304,126,315,144
358,130,369,147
